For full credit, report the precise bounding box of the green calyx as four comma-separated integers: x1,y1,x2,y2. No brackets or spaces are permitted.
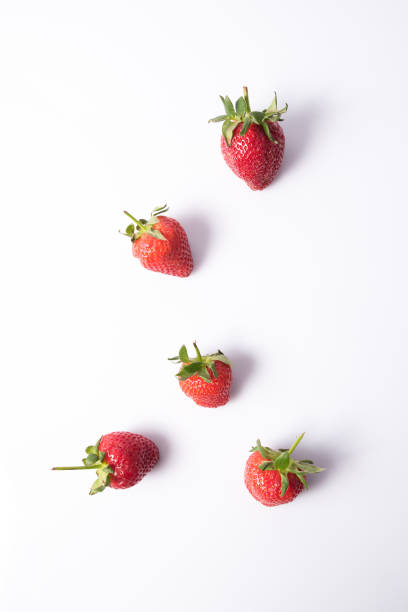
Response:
209,86,288,146
250,433,325,497
52,437,114,496
119,204,169,242
168,342,231,383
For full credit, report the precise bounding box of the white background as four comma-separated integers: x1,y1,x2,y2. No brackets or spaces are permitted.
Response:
1,1,407,610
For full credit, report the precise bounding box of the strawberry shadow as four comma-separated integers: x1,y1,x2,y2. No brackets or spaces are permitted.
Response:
294,443,335,491
180,213,211,272
228,349,257,399
277,103,322,179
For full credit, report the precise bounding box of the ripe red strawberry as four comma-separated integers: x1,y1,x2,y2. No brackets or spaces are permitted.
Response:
169,342,232,407
120,205,193,277
244,434,324,506
209,87,287,190
52,432,159,495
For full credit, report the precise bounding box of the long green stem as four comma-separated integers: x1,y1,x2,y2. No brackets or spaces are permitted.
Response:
243,86,251,112
289,432,305,455
123,211,145,231
52,465,98,471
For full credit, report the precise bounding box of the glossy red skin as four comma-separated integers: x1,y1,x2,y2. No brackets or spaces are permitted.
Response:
221,121,285,190
99,432,159,490
179,360,232,407
244,451,304,506
132,215,193,277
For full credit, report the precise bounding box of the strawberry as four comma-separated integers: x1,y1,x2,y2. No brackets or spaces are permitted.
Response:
120,205,193,277
169,342,232,407
52,432,159,495
244,433,324,506
209,86,287,190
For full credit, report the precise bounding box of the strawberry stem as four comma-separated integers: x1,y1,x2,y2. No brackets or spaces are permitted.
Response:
243,86,251,112
52,465,99,471
123,210,145,231
288,432,305,455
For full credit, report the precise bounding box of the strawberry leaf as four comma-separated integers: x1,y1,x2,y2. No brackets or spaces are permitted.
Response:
251,111,265,124
85,445,98,455
197,367,212,383
177,362,203,380
274,451,290,472
222,120,237,146
295,463,325,474
83,453,98,465
266,92,278,114
258,461,275,471
280,472,289,497
193,342,202,360
235,96,247,116
222,96,235,115
294,471,308,489
210,362,218,379
262,121,276,143
150,204,169,216
211,351,231,366
179,345,189,363
256,440,270,459
97,466,113,486
148,229,166,241
210,88,287,142
240,117,251,136
89,478,106,496
209,115,228,123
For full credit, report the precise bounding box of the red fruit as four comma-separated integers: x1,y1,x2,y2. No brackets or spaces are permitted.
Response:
179,360,232,407
221,121,285,190
209,86,287,190
120,205,193,277
244,434,324,507
245,452,304,506
99,433,159,490
52,432,159,495
169,342,232,407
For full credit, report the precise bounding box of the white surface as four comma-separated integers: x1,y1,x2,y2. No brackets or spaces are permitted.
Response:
1,1,407,610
